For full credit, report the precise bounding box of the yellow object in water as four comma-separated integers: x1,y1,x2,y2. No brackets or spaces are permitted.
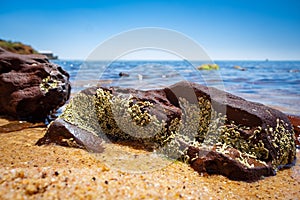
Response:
197,63,220,70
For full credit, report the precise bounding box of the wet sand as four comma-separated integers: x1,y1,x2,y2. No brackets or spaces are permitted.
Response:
0,118,299,199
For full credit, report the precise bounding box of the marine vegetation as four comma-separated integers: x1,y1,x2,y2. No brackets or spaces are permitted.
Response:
59,87,296,172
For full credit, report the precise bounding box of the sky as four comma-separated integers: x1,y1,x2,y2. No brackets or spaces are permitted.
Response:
1,0,300,60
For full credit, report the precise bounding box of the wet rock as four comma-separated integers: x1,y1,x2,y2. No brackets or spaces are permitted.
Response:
119,72,130,77
0,48,71,121
37,81,296,181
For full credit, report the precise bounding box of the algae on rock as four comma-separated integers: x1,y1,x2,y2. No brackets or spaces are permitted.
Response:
57,85,296,172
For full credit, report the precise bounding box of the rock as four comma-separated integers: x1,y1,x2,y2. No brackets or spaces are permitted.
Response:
288,115,300,148
233,65,247,71
119,72,130,77
36,118,103,153
37,81,296,181
187,146,275,181
169,81,296,181
0,47,71,121
197,63,219,70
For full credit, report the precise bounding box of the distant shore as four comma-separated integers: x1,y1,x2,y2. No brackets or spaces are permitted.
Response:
0,39,58,59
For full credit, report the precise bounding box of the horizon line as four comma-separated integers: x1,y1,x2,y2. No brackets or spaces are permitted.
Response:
54,58,300,62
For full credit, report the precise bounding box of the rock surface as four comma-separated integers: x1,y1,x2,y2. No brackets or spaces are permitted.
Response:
288,115,300,148
38,81,296,181
36,118,103,153
0,48,71,121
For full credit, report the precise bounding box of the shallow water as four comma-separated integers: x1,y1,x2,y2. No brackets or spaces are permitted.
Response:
54,60,300,115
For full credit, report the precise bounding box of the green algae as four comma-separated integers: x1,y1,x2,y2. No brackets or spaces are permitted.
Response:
40,76,59,93
59,92,101,136
94,88,168,148
58,88,296,170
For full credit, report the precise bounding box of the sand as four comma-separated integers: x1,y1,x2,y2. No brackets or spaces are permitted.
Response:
0,118,299,199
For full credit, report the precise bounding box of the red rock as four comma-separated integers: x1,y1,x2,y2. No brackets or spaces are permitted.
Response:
288,115,300,148
0,48,70,121
36,118,103,153
38,81,296,181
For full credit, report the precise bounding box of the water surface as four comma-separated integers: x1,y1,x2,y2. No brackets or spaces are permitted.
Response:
54,60,300,115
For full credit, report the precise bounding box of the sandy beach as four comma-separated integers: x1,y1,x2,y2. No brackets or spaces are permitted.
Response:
1,0,300,199
0,118,299,199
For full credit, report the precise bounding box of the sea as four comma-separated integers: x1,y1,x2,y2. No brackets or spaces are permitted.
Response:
53,60,300,116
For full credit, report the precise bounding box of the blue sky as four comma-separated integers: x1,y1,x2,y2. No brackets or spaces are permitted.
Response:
1,0,300,60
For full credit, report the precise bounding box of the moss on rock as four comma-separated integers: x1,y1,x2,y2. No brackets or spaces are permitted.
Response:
53,82,296,180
